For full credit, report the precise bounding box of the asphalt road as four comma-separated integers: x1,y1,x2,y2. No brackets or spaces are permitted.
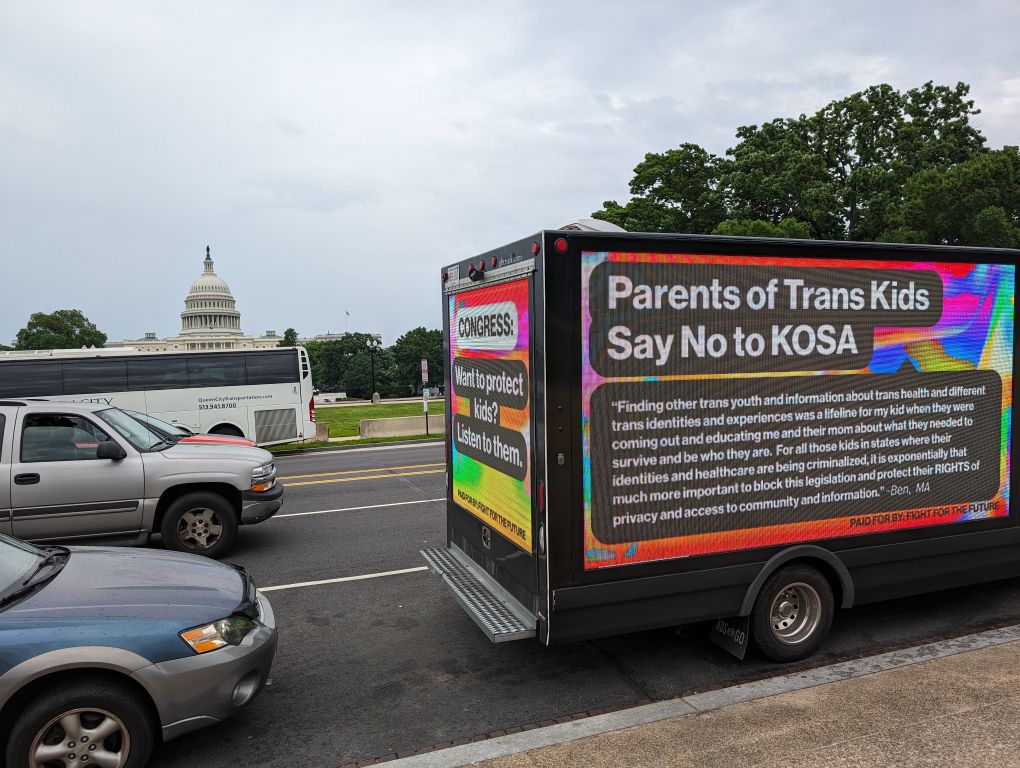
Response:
149,441,1020,767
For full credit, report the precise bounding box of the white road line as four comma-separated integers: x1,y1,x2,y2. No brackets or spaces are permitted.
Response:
261,566,429,592
275,498,445,519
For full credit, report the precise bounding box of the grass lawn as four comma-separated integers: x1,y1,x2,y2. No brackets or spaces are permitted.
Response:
315,401,446,437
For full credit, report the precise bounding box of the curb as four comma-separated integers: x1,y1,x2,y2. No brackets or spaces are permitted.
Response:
271,437,444,456
365,623,1020,768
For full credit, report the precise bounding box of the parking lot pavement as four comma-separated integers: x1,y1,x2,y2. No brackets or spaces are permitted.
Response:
147,443,1020,767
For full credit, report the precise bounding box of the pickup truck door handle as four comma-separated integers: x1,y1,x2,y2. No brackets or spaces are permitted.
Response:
14,473,40,485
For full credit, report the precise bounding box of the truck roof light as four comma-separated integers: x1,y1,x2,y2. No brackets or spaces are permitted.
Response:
554,238,568,253
531,241,540,255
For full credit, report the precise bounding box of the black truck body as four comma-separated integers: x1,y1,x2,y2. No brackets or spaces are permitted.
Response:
422,231,1017,659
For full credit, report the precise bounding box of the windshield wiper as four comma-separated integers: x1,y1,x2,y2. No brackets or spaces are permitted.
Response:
148,439,176,451
20,546,70,586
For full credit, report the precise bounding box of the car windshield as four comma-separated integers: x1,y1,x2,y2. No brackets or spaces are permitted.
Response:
124,409,190,437
96,408,167,451
0,535,45,595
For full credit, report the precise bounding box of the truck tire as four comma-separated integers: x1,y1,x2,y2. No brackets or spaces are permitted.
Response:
5,677,155,768
751,564,834,662
161,491,238,558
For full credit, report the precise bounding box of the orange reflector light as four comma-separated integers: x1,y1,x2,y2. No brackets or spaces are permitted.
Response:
181,626,227,654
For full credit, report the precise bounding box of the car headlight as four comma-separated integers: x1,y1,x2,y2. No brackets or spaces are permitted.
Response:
180,615,255,653
251,461,277,492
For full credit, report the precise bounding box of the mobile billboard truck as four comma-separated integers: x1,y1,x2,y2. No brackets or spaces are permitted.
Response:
422,232,1016,661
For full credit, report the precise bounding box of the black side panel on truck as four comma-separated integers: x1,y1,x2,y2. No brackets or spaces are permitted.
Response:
426,231,1017,658
544,233,1017,644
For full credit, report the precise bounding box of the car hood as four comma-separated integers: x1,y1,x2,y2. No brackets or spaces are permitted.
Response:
159,442,272,464
6,547,250,623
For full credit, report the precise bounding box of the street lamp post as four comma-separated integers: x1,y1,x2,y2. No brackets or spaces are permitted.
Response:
367,338,380,401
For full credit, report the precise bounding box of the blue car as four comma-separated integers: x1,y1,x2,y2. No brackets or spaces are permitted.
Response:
0,533,277,768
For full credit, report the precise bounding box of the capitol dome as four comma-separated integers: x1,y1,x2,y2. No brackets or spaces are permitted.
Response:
180,247,243,337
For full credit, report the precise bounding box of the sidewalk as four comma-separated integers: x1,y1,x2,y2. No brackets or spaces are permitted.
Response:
389,625,1020,768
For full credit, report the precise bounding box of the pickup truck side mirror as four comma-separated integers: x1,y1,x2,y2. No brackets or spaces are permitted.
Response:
96,440,127,461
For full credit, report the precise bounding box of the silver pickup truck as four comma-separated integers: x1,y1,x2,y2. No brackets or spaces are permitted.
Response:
0,399,283,557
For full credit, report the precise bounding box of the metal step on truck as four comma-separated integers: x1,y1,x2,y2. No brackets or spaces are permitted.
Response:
422,224,1017,661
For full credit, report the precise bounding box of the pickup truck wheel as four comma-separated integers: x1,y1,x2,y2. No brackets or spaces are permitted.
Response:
5,677,154,768
161,492,238,558
751,564,834,662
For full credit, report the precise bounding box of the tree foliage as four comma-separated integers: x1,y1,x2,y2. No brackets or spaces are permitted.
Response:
594,82,1010,246
305,333,399,399
596,144,727,233
304,327,444,399
391,327,442,394
279,328,299,347
712,218,812,239
15,309,108,350
883,146,1020,247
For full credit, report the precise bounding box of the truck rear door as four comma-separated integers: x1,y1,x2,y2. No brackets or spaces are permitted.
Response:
423,247,540,642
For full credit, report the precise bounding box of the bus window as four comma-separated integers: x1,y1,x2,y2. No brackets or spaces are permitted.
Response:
62,360,127,394
0,363,63,398
188,355,245,387
127,357,188,391
245,352,298,385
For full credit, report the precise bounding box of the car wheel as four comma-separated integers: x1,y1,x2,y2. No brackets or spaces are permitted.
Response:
750,564,834,662
5,677,155,768
161,491,238,558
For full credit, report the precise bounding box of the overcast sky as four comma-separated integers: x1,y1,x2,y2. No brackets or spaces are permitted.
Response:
1,1,1017,346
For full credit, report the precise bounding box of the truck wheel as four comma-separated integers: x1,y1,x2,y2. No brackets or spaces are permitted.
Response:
161,492,238,558
5,677,155,768
751,564,834,662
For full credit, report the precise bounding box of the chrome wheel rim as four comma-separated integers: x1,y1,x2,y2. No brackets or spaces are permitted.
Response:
769,582,822,645
177,507,223,550
30,706,130,768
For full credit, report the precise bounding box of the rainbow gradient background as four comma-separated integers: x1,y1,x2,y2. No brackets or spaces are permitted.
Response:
449,278,533,552
581,251,1014,569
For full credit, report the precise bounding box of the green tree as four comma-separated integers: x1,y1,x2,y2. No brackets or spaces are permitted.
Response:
594,82,988,241
883,146,1020,247
305,333,396,399
593,143,728,233
279,328,299,347
728,82,985,240
391,327,442,395
712,218,811,239
15,309,107,350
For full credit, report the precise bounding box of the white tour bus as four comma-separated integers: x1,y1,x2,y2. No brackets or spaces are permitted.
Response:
0,346,316,446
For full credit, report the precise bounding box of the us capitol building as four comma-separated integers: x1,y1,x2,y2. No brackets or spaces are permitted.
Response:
108,247,283,352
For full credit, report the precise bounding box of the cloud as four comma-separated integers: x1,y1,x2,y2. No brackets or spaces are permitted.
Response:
1,0,1017,346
